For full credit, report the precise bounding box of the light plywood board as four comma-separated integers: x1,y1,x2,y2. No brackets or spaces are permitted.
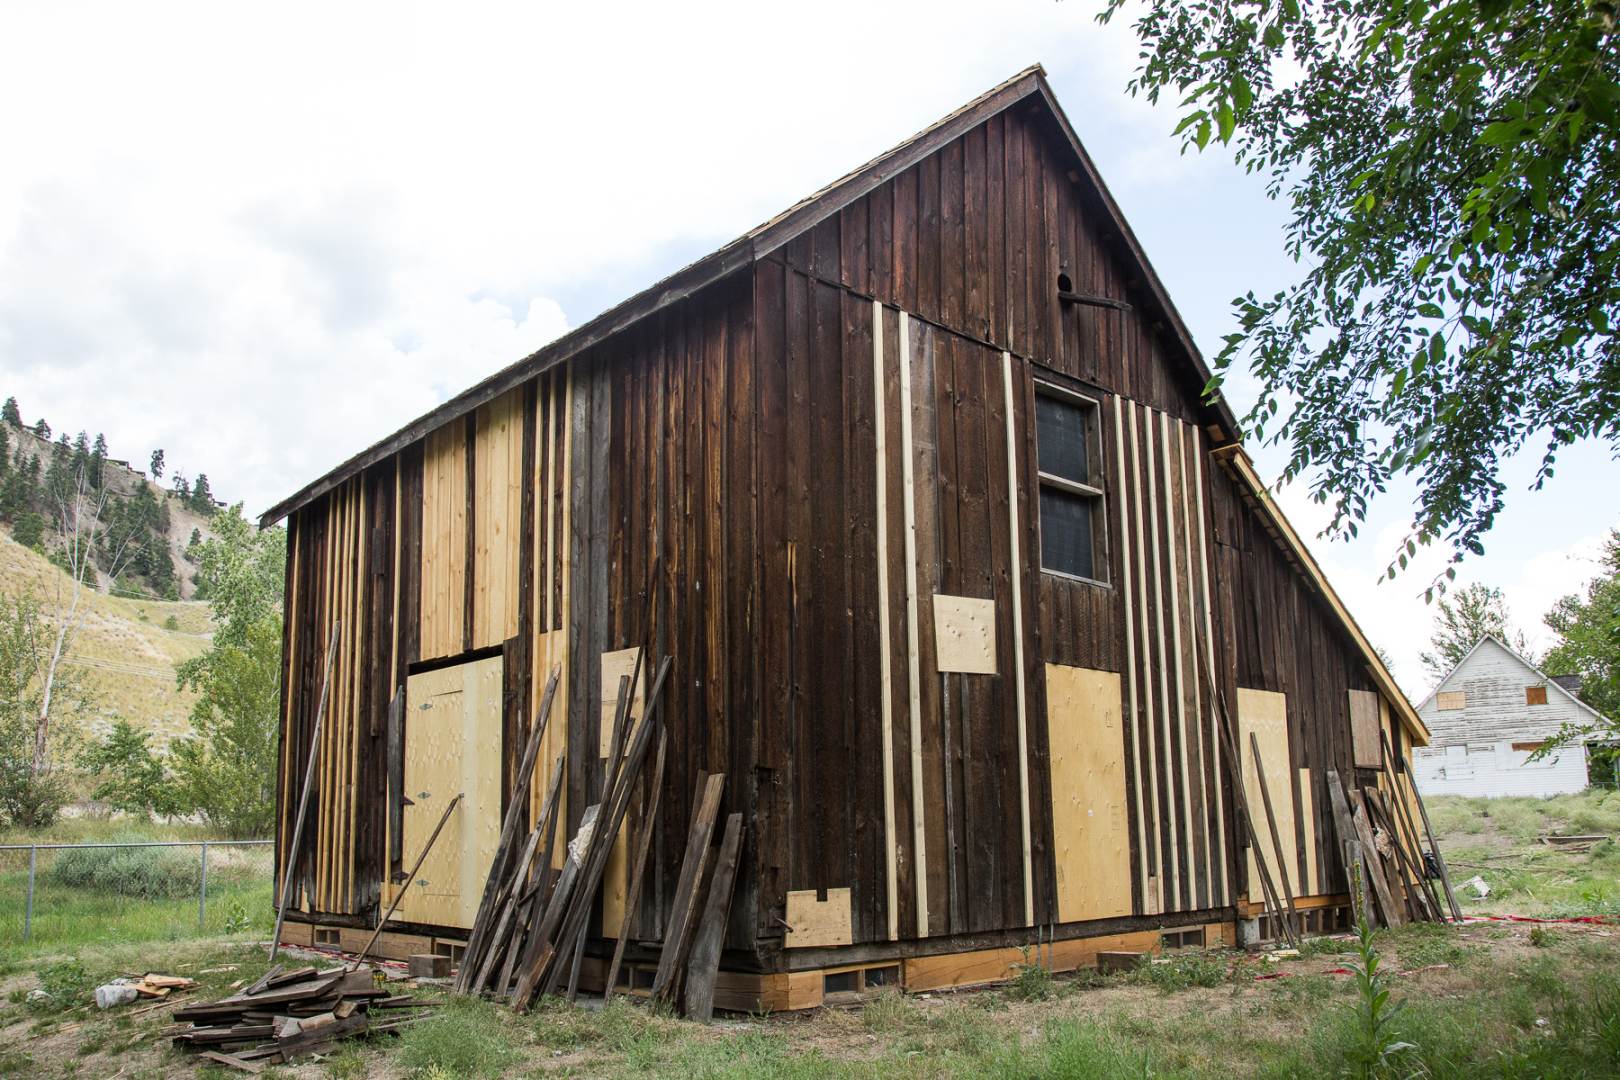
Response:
395,654,504,928
420,425,467,660
1236,687,1298,899
1044,664,1133,924
598,647,645,757
1349,689,1382,769
1298,767,1319,896
598,646,642,935
472,390,524,650
932,594,997,674
784,889,853,948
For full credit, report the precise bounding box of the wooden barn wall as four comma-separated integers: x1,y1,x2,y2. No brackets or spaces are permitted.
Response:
270,93,1416,959
1101,399,1232,917
275,464,395,918
560,274,763,952
775,101,1203,426
1205,457,1380,900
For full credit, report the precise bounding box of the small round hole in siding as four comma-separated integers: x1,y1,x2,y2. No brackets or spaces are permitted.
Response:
1057,272,1073,293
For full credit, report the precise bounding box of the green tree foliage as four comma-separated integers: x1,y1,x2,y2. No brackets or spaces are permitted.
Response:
1542,529,1620,726
1,397,20,425
189,472,216,515
0,591,80,828
1099,0,1620,590
1419,582,1530,680
149,447,164,480
12,510,44,549
101,483,175,596
167,507,285,836
78,719,174,819
32,418,49,440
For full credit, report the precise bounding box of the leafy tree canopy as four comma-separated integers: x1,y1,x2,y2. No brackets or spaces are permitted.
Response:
170,507,285,836
1100,0,1620,592
1418,581,1531,681
1,397,20,425
1542,529,1620,725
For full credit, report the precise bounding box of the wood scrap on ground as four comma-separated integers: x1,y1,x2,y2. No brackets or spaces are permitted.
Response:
169,965,436,1069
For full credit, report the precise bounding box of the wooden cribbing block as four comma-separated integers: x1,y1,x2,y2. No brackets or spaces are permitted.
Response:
408,954,451,979
1096,951,1144,974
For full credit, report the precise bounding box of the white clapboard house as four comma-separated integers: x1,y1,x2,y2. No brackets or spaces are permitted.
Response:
1412,635,1602,797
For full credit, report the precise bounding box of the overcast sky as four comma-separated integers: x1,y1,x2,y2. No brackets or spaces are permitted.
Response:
1,0,1612,695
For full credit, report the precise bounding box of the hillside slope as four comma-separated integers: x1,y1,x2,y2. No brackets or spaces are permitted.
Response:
2,420,221,601
1,533,210,750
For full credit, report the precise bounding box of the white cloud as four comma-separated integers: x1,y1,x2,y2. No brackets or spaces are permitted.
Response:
0,0,1135,512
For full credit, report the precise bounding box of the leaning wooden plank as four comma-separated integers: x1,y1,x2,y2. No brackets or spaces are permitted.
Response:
496,755,567,995
270,626,340,963
469,826,544,993
348,793,465,970
536,665,670,1001
508,805,596,1006
1392,738,1463,920
200,1051,265,1074
1373,745,1446,920
1248,731,1302,942
1348,791,1403,927
458,666,561,991
242,966,282,998
1366,788,1439,922
650,772,726,1005
603,730,668,1002
682,812,744,1022
1325,770,1374,919
1199,655,1295,946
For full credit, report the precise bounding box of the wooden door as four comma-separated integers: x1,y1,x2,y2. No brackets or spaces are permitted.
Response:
393,654,504,928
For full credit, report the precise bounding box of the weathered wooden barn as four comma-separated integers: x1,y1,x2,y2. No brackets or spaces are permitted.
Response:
263,66,1435,1008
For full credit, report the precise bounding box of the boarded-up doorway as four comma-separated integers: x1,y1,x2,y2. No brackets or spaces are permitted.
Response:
391,654,504,928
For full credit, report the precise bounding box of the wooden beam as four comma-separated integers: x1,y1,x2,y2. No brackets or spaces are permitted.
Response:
873,299,900,942
897,311,930,935
682,812,745,1022
1002,351,1034,927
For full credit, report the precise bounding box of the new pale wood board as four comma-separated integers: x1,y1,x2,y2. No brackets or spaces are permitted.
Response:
1044,664,1132,923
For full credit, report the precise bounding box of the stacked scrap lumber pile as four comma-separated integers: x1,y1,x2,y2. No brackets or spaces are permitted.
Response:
168,965,437,1073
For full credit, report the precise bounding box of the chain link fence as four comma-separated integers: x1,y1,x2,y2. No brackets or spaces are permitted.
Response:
1,840,273,950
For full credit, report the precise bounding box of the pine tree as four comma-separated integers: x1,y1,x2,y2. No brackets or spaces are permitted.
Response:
149,448,164,480
190,473,215,515
90,433,107,490
1,397,20,425
32,419,49,439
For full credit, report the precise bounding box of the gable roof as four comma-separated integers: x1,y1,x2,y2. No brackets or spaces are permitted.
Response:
1417,633,1606,725
1213,446,1429,745
254,65,1422,744
258,64,1238,527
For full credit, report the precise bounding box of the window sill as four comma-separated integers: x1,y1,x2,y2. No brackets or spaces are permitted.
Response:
1039,567,1112,590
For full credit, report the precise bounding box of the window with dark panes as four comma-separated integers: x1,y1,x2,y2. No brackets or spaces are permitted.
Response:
1034,384,1106,582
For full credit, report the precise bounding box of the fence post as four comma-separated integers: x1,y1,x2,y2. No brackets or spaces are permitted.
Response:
198,842,209,930
24,846,37,942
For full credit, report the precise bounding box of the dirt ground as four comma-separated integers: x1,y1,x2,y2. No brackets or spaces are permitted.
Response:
4,914,1617,1078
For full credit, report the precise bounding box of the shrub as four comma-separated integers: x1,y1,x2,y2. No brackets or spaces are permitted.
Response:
48,842,199,899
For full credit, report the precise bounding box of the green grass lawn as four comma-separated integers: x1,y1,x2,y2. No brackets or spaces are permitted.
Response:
1,919,1616,1079
1427,789,1620,916
0,794,1616,1077
0,816,273,958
